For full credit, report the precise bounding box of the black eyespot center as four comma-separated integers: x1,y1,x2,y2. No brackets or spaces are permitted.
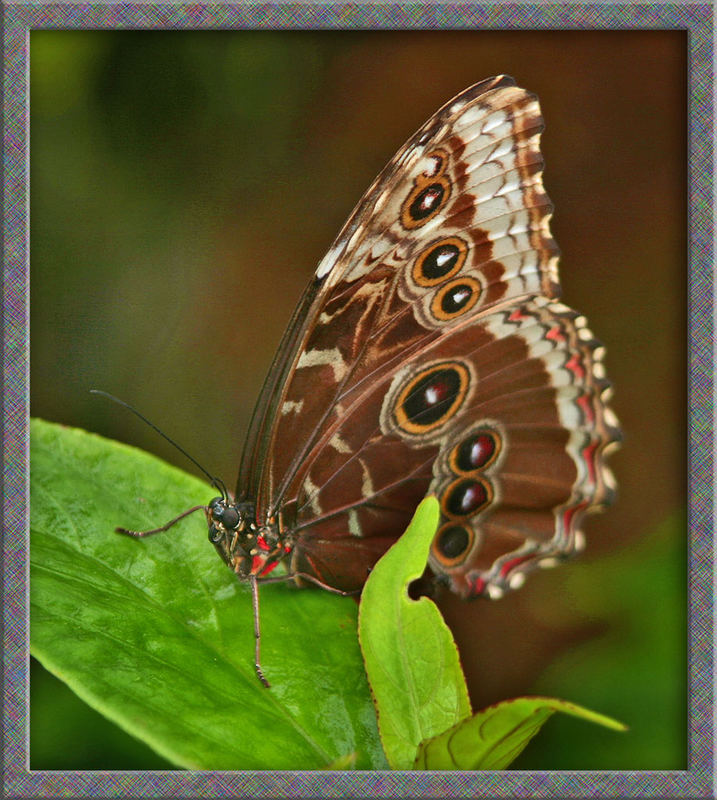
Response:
412,237,467,287
402,367,462,427
441,283,473,313
454,430,499,472
443,477,492,518
437,524,470,559
409,183,445,221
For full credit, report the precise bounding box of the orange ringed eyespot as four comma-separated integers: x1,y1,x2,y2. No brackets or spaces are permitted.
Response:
393,362,470,435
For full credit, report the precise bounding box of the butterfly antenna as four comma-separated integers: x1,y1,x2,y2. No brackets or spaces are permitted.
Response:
89,389,228,500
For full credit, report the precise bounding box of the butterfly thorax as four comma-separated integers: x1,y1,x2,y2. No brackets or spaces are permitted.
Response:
206,497,290,580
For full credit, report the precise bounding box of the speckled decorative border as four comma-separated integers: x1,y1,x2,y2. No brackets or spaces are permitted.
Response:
4,4,713,798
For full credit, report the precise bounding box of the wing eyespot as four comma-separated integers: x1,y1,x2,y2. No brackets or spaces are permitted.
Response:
433,522,474,566
431,276,482,320
440,476,493,519
449,428,502,474
401,149,452,230
412,236,468,287
393,362,470,435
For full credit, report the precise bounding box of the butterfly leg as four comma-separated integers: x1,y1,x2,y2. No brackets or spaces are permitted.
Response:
260,571,359,597
249,574,271,689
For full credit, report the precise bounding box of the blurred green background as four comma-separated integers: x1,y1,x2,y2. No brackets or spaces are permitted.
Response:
30,30,686,770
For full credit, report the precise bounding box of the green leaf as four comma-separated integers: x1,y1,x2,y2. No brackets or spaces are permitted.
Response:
414,695,627,770
30,418,386,770
358,497,471,769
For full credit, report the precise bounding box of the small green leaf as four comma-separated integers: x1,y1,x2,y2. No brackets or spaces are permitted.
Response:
30,419,386,770
358,497,471,769
414,695,627,770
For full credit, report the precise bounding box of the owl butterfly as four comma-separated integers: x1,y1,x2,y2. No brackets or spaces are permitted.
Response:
121,75,620,687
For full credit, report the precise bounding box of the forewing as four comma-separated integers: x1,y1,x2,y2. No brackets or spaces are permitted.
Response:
239,75,562,517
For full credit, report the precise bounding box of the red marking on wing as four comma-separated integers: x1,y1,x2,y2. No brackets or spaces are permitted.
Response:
508,308,528,322
581,439,599,484
561,500,588,531
499,554,534,578
546,325,565,342
577,394,595,424
565,353,586,381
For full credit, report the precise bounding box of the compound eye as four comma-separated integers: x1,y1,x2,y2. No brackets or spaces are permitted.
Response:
221,506,240,529
208,525,223,544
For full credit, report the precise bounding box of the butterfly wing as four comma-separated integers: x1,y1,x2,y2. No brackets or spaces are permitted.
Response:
240,76,558,506
236,75,620,596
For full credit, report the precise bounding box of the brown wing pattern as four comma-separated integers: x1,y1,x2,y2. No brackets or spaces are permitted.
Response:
287,298,619,595
246,76,561,513
236,75,620,598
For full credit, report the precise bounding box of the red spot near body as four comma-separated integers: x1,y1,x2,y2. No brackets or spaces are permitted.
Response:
256,535,270,551
546,325,565,342
260,561,280,577
472,576,486,595
508,308,527,322
250,555,264,574
499,554,533,578
284,543,292,553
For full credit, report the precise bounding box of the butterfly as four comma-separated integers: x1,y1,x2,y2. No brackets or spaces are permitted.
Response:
119,75,620,687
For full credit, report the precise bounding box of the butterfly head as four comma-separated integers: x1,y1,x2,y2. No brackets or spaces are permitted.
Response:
206,497,287,579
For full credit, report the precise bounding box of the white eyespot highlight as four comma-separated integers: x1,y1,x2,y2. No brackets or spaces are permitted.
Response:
509,572,526,590
424,386,440,405
423,155,442,177
573,531,586,552
436,250,454,268
487,584,505,600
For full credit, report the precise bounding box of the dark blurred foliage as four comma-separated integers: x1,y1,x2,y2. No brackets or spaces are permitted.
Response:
30,30,686,769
